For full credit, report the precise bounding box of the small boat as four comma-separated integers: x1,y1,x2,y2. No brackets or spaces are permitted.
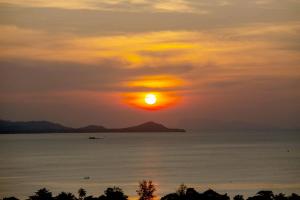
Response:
83,176,90,180
88,136,104,139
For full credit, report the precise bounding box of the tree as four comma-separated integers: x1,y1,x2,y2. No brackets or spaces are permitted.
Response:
176,184,187,199
234,195,245,200
55,192,76,200
160,193,179,200
274,193,287,200
78,188,86,200
28,188,53,200
289,193,300,200
201,189,230,200
104,187,128,200
84,196,98,200
185,188,201,200
136,180,156,200
3,197,20,200
248,191,274,200
257,191,274,199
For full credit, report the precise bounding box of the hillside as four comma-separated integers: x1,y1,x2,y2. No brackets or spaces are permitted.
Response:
0,120,185,133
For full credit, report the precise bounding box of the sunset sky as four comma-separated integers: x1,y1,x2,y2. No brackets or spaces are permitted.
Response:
0,0,299,129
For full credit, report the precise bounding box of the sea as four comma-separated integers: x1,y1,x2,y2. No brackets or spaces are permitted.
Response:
0,131,299,199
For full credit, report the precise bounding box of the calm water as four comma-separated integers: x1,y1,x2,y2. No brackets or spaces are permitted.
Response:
0,131,300,199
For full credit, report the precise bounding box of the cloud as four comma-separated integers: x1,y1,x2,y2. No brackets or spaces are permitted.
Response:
1,22,300,95
0,0,204,13
1,2,299,36
153,0,196,13
0,58,194,93
0,59,123,92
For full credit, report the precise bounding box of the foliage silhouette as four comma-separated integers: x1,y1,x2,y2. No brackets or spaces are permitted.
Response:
55,192,76,200
27,188,53,200
234,195,245,200
3,197,20,200
274,193,287,200
176,184,188,200
248,191,274,200
77,188,86,200
1,183,300,200
161,187,229,200
137,180,156,200
289,193,300,200
186,188,201,200
201,189,230,200
246,191,300,200
84,196,98,200
101,187,128,200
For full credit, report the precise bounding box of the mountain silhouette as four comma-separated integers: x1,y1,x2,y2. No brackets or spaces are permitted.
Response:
75,125,107,132
0,120,70,133
0,120,185,133
113,121,185,132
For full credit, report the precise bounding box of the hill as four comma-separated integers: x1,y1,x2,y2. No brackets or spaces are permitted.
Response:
0,120,185,133
112,121,185,132
0,120,70,133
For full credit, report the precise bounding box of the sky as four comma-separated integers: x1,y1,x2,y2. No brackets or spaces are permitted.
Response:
0,0,299,129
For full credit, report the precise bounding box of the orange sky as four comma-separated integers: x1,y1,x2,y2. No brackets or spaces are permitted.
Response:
0,0,299,129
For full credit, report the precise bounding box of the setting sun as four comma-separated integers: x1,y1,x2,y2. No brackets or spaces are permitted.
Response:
123,91,179,110
122,75,184,110
145,94,157,105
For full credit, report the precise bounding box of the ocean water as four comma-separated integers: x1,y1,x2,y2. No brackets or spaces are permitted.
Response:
0,131,299,199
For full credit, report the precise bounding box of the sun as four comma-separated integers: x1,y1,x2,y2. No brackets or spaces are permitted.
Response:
145,93,157,105
123,91,180,110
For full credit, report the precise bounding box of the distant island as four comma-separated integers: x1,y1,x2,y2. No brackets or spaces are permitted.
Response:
0,120,185,133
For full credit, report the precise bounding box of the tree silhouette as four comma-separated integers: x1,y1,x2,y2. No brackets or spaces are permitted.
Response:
201,189,230,200
185,188,201,200
84,196,98,200
160,193,179,200
103,187,128,200
3,197,20,200
159,185,189,200
137,180,156,200
288,193,300,200
274,193,287,200
161,187,230,200
248,191,274,200
2,184,300,200
234,195,245,200
176,184,187,200
77,188,86,200
28,188,53,200
258,191,274,199
55,192,76,200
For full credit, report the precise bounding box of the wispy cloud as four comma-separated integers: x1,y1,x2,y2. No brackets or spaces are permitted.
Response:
0,0,199,13
1,2,299,37
153,0,196,13
1,22,299,95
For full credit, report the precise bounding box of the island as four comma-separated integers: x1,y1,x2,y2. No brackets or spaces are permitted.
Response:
0,120,186,133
